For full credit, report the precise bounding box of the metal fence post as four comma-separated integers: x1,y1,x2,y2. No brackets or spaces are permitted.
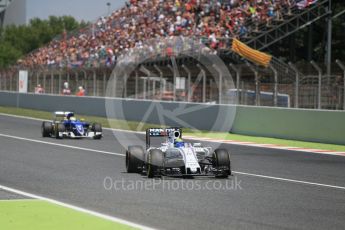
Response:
2,72,5,91
167,64,176,101
28,71,32,93
15,70,19,92
43,71,47,92
1,72,4,91
82,69,87,95
67,71,70,87
4,72,6,91
75,70,79,92
93,70,97,96
24,70,28,93
0,72,2,91
135,70,139,99
58,71,62,95
246,62,260,106
103,70,107,97
336,59,345,110
197,64,206,103
269,64,278,107
154,65,164,101
241,81,246,105
140,66,152,100
230,64,241,105
112,71,117,98
288,62,300,108
50,71,54,94
5,72,7,91
152,78,156,97
212,64,223,104
182,65,191,102
10,71,13,91
310,61,322,109
123,72,128,98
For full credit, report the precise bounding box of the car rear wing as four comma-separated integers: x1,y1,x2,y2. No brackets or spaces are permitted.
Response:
53,111,74,120
146,128,182,148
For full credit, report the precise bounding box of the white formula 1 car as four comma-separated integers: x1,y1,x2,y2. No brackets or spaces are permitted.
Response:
126,128,232,178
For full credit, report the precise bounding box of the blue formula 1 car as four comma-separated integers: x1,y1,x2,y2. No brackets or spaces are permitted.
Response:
41,112,102,139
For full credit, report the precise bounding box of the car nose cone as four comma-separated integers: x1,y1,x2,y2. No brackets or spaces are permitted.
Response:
76,124,84,135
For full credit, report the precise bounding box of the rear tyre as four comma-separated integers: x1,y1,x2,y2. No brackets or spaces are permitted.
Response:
42,122,52,137
92,123,102,139
126,146,145,173
213,149,231,178
147,149,164,178
55,123,65,139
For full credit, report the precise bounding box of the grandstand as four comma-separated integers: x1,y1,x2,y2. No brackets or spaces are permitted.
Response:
1,0,344,110
19,0,325,69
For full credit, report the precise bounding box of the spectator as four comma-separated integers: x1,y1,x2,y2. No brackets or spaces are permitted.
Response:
35,84,45,94
76,86,85,96
19,0,309,68
62,81,71,95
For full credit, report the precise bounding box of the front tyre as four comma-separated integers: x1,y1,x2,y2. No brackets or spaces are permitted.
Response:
92,123,102,140
213,149,231,178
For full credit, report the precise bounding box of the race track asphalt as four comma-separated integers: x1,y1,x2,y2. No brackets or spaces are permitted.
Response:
0,114,344,230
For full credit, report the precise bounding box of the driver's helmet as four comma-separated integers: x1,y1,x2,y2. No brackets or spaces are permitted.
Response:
66,112,75,120
70,117,77,121
174,138,184,148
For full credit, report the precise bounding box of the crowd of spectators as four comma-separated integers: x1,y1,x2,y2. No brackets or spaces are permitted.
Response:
20,0,318,69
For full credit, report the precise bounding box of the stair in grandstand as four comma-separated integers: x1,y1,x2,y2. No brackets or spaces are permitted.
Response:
225,0,330,82
243,0,330,51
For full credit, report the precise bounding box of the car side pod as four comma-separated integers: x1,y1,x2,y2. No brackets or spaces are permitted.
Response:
55,123,66,139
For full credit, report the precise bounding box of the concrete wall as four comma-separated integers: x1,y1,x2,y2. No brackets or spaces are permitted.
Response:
232,106,345,145
1,91,345,145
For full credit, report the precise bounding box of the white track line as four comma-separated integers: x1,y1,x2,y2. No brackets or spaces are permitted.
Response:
0,112,145,134
0,199,38,202
0,133,124,157
233,171,345,190
0,132,344,191
0,112,50,122
0,184,155,230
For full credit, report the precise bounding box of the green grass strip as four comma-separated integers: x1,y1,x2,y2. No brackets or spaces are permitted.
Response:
0,105,344,152
0,200,137,230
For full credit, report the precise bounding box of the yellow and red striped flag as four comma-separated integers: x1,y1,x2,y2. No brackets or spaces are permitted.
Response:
232,39,272,67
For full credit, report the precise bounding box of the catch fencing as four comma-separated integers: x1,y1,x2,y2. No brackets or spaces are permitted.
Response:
0,59,344,110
